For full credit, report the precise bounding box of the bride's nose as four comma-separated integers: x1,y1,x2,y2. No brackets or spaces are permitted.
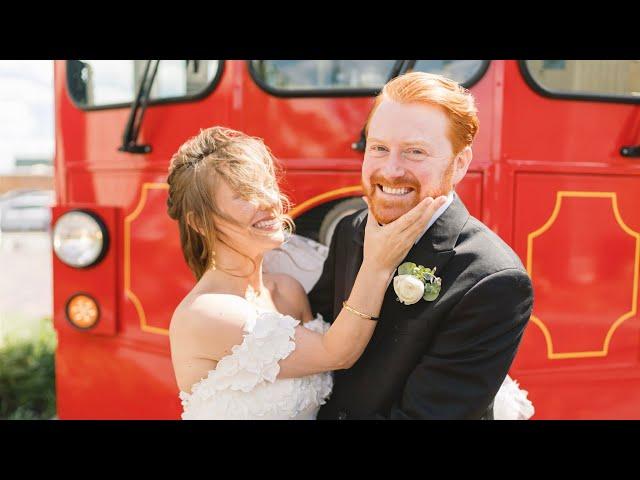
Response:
250,202,278,218
254,190,280,210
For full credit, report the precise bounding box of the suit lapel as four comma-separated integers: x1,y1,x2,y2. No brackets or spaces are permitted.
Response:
406,194,471,275
344,210,367,299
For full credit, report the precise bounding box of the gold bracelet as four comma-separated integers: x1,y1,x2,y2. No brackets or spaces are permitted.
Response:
342,301,379,321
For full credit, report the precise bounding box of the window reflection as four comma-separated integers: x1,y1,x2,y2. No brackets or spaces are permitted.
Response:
526,60,640,99
67,60,220,108
251,60,485,92
413,60,485,85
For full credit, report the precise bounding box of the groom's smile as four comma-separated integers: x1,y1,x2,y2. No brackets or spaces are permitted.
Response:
376,184,414,196
366,173,421,224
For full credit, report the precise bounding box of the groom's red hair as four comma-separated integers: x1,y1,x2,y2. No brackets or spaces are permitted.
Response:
364,72,480,156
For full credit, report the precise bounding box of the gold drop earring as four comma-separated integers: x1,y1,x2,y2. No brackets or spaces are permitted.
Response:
211,236,217,271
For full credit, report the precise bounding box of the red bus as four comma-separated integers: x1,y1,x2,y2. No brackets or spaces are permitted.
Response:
51,60,640,419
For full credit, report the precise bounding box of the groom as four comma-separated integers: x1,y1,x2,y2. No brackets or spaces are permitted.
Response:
309,72,534,420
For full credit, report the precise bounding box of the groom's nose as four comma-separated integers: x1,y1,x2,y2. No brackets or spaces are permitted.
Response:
380,151,405,179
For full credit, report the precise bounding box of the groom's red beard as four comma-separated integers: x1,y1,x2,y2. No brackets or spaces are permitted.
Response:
364,160,455,224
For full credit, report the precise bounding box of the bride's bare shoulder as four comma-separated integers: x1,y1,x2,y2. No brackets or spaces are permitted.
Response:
170,292,256,339
170,293,258,386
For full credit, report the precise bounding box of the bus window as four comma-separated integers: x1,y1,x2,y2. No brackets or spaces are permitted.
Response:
66,60,222,109
523,60,640,102
413,60,487,85
249,60,487,96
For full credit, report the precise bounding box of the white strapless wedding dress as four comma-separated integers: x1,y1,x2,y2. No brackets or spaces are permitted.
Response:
179,234,534,420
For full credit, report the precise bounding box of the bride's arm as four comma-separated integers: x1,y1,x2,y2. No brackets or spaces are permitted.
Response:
276,258,393,377
277,195,448,378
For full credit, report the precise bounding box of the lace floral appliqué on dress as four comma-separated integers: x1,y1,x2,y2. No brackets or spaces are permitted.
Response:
179,310,333,420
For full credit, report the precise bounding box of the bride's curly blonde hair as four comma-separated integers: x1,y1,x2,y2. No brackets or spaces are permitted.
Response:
167,126,294,280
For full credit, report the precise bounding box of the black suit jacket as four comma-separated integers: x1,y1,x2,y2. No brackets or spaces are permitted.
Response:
309,194,534,420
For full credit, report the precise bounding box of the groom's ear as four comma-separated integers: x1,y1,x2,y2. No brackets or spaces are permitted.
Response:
451,146,473,186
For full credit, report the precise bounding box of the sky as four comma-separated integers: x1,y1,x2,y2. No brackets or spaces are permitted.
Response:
0,60,54,174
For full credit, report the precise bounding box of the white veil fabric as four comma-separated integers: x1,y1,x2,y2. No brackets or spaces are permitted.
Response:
263,234,329,293
263,234,534,420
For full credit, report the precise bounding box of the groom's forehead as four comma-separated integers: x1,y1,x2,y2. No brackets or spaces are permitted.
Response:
368,101,450,139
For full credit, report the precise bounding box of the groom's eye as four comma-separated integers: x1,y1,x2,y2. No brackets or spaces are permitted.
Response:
405,148,428,158
369,145,387,153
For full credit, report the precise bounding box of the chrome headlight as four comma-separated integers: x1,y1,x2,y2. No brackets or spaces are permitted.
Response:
53,211,108,268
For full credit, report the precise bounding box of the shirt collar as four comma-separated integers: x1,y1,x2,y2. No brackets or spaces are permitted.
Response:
414,190,456,245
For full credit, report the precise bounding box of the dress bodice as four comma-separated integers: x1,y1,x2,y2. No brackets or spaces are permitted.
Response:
179,309,333,420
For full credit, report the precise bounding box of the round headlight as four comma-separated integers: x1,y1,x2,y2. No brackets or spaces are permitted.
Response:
53,210,108,268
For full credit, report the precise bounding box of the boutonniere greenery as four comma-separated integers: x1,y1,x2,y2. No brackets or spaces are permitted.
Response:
393,262,442,305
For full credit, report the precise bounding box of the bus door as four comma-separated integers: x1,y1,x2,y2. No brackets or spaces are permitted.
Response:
506,60,640,419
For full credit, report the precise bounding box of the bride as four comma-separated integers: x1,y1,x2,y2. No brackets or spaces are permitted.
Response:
167,126,534,420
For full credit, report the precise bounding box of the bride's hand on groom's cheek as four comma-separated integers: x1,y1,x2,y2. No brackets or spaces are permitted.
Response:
361,195,448,274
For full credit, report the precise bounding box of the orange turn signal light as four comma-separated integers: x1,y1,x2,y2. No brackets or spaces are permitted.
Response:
66,294,100,330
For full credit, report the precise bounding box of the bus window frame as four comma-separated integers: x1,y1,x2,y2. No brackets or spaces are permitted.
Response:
247,60,491,98
519,60,640,105
65,60,226,111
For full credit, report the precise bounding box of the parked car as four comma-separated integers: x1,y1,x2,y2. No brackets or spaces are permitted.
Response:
0,189,55,232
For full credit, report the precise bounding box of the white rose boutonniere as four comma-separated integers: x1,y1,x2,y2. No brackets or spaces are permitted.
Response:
393,262,442,305
393,275,424,305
